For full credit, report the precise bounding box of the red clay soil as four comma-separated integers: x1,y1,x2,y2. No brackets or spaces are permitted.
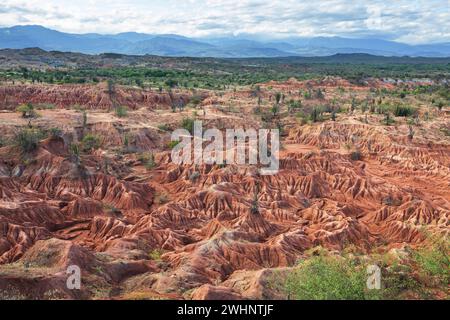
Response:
0,83,193,110
0,79,448,299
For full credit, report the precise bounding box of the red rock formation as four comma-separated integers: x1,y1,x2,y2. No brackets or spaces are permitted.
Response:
0,84,192,110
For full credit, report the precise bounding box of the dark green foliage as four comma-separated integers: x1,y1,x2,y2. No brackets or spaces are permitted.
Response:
350,150,362,161
331,111,337,121
181,117,195,134
189,95,203,106
115,105,128,118
309,107,323,123
393,105,416,117
413,236,449,284
81,134,101,152
271,104,279,116
288,99,302,113
49,127,62,139
275,92,282,105
13,128,44,153
69,143,81,164
167,140,180,149
5,57,450,90
16,103,38,118
285,254,373,300
383,112,395,125
138,152,156,170
315,88,325,99
107,79,115,96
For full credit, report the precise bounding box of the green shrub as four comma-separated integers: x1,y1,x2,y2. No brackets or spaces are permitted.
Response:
16,103,38,118
275,92,282,104
69,143,81,162
115,105,128,118
288,99,302,112
382,112,395,125
393,105,416,117
189,95,202,106
380,264,422,299
413,236,449,284
154,193,169,205
181,117,195,134
13,128,44,153
49,127,62,139
36,103,55,110
309,107,323,123
81,134,101,152
0,136,8,148
148,249,164,261
350,150,363,161
157,124,170,132
285,254,372,300
167,140,180,149
271,104,279,116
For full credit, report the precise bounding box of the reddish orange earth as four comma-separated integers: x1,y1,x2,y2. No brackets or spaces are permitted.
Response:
0,78,448,299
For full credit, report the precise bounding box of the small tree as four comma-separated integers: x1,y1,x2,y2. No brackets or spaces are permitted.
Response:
49,127,62,140
383,112,393,125
69,143,81,164
350,97,357,112
408,125,415,141
250,183,260,215
17,103,36,118
271,104,279,116
107,79,115,97
145,153,156,170
14,128,44,154
81,134,101,152
309,107,322,123
275,92,282,105
315,88,324,100
181,117,195,134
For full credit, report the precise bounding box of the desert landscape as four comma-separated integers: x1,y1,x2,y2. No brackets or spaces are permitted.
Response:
0,48,448,300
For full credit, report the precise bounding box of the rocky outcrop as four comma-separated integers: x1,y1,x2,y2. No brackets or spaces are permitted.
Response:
0,84,192,110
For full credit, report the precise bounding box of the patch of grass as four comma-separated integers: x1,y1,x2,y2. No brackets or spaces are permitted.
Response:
154,192,169,205
167,140,180,149
181,117,195,134
13,128,45,153
102,203,121,216
285,254,376,300
137,152,156,169
81,134,102,152
439,127,450,136
393,105,417,117
309,107,324,123
48,127,62,139
381,112,395,126
157,124,170,132
413,236,449,285
36,103,55,110
115,105,128,118
121,290,166,300
144,157,156,170
148,249,164,261
16,103,38,118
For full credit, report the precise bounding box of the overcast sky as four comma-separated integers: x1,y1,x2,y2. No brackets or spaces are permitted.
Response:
1,0,449,44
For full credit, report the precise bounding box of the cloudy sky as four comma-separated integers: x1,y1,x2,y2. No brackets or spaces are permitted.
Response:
1,0,449,44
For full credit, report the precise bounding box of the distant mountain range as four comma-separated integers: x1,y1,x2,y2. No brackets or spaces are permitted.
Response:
1,25,450,58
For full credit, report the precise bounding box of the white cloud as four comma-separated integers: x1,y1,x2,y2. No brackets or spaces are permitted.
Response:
0,0,449,43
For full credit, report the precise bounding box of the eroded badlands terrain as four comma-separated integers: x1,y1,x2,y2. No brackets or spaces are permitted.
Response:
0,78,448,299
